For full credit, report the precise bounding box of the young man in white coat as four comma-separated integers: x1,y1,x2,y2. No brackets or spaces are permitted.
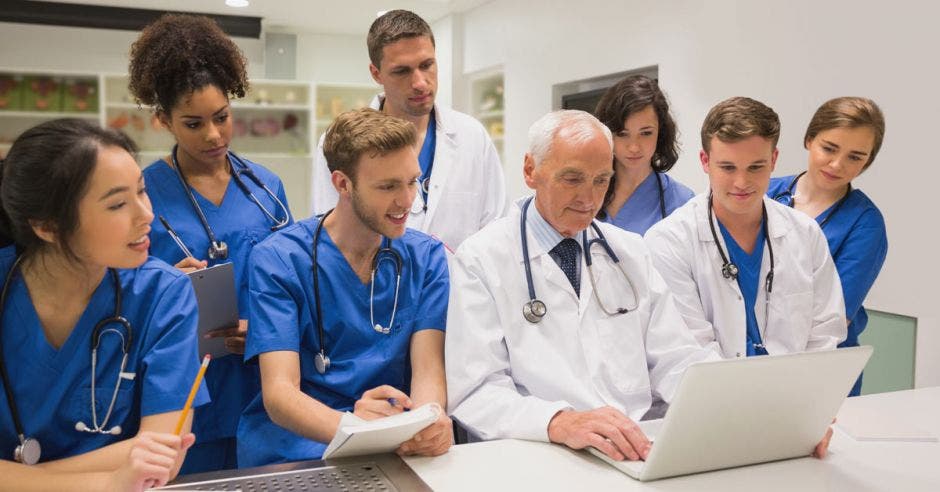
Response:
310,9,508,250
645,97,847,360
445,110,720,462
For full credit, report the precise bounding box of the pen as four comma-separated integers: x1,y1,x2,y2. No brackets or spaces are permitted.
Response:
159,215,195,259
174,354,211,435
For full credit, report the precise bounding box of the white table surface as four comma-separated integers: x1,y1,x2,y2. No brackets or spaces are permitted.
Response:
404,387,940,491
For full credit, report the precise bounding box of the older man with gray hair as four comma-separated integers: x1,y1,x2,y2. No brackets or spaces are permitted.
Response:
445,110,717,462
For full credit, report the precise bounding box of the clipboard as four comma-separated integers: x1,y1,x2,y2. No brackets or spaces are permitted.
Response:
187,262,239,358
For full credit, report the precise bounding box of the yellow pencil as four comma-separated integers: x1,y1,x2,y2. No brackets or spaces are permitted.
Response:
174,354,211,435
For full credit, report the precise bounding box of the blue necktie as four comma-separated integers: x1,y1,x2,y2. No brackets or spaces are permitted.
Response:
550,238,581,296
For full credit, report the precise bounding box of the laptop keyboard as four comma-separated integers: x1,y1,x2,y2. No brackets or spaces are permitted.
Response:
158,463,398,491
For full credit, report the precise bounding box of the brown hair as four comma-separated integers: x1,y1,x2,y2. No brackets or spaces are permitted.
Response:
804,97,885,170
595,75,679,172
323,108,417,182
367,10,435,68
128,14,248,114
701,97,780,152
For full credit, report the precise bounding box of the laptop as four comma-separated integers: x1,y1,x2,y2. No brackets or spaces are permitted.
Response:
590,346,873,481
187,262,239,358
157,453,432,491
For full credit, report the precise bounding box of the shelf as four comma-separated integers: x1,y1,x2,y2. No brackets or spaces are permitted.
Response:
230,102,310,111
0,110,99,119
476,109,504,119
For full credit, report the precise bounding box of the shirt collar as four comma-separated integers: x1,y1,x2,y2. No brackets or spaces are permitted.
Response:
525,196,571,254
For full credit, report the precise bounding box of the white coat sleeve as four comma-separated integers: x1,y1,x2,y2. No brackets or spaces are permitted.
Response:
807,226,847,350
477,133,510,229
445,251,571,442
310,133,339,216
640,249,721,402
645,226,722,353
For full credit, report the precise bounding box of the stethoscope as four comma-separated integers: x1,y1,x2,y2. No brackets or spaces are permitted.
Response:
706,194,775,352
771,171,852,228
409,176,432,215
0,256,133,465
171,145,292,260
311,209,403,374
520,197,639,323
653,171,667,219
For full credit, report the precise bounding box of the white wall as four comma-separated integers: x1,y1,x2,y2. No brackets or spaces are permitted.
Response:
294,31,374,85
0,21,265,77
457,0,940,387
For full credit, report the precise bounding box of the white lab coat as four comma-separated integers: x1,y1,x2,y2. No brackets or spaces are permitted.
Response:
310,95,509,250
445,199,718,442
644,193,847,359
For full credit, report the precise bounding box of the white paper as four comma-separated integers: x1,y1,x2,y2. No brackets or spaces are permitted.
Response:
322,403,440,459
837,405,938,442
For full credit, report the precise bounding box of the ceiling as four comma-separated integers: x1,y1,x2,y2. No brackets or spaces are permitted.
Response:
40,0,490,35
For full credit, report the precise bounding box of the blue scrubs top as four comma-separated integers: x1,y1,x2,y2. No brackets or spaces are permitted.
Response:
236,218,449,468
768,176,888,347
143,157,292,449
0,251,209,462
607,172,695,235
718,220,768,357
418,109,437,204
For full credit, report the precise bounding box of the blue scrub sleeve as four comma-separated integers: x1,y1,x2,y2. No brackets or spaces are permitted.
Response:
245,245,303,360
140,273,211,416
413,241,449,332
833,208,888,323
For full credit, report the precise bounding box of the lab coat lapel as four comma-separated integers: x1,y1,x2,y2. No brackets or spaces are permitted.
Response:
423,107,457,226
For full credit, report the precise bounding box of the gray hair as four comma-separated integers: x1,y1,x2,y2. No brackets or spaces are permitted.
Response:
527,110,613,165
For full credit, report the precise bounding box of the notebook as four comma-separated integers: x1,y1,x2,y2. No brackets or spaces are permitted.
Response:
323,403,441,459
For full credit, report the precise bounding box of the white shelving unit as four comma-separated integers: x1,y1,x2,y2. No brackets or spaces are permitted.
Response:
469,69,505,165
313,82,378,143
0,69,101,158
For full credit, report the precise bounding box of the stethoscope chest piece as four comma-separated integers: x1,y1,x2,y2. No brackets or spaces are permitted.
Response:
208,241,229,260
722,263,739,280
523,299,547,324
14,436,40,465
315,351,330,375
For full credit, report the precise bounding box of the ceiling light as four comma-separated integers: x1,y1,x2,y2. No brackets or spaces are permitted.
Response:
226,0,250,7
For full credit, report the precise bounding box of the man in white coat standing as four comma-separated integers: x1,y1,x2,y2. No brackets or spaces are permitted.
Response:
310,10,508,250
645,97,846,360
446,110,718,462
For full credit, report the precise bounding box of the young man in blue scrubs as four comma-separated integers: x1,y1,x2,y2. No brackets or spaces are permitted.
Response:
237,108,452,467
310,9,508,250
646,97,847,360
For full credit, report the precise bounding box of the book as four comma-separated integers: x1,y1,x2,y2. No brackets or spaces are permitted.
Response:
322,403,441,459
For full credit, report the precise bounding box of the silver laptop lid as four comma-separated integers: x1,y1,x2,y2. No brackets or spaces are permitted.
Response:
642,346,873,481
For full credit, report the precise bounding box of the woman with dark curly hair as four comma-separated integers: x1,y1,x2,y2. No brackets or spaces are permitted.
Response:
594,75,694,235
128,14,292,473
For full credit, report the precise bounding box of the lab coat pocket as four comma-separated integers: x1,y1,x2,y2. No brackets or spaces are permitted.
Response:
595,313,650,394
773,291,813,352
